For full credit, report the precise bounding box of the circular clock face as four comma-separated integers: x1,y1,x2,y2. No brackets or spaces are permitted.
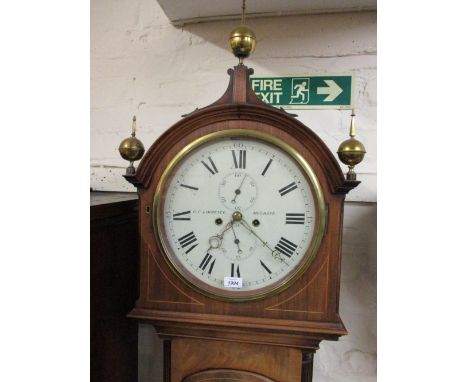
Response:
154,130,326,301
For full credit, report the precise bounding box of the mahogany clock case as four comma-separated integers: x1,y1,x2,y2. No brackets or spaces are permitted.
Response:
127,65,358,349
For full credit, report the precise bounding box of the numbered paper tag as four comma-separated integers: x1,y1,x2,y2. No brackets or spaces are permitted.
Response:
224,277,243,289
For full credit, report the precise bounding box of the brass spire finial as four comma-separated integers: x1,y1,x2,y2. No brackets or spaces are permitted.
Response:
119,116,145,175
229,0,256,64
349,109,356,137
337,110,366,180
131,115,136,137
241,0,246,24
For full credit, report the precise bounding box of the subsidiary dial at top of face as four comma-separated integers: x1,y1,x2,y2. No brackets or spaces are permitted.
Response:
218,171,258,211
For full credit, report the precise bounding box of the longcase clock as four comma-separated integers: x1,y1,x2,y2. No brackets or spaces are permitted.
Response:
121,61,360,381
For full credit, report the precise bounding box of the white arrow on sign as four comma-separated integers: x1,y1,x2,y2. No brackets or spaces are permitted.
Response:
317,80,343,102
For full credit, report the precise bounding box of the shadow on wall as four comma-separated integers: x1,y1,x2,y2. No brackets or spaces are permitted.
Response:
314,201,377,380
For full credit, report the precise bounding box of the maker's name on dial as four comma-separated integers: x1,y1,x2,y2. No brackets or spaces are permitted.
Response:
192,210,227,215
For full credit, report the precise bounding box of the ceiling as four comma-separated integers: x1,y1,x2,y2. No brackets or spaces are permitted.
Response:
157,0,377,26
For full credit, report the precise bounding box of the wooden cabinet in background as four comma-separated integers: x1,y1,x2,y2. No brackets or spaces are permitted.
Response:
90,191,139,382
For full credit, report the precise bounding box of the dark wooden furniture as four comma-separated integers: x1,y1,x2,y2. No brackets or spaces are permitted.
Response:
125,65,359,381
91,191,139,382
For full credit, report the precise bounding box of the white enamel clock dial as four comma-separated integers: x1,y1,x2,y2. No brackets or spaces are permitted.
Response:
155,132,325,300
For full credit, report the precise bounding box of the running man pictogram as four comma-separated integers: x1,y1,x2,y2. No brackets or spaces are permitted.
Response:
290,78,310,104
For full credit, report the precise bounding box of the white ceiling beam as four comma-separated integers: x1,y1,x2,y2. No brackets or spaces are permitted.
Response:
157,0,377,26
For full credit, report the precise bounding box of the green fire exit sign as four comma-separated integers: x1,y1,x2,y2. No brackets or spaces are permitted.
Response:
250,74,354,109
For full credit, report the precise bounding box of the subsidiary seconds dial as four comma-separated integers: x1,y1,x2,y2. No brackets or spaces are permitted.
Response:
218,172,258,211
155,131,326,301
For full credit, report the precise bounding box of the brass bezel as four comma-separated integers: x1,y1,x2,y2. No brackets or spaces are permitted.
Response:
152,129,327,302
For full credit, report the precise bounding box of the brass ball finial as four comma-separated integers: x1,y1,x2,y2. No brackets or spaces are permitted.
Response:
338,110,366,180
119,116,145,175
229,25,256,62
229,0,256,63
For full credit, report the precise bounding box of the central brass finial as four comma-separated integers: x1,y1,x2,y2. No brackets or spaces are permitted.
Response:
229,0,256,63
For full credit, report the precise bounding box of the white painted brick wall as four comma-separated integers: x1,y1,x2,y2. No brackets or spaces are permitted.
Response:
91,0,376,202
91,0,376,381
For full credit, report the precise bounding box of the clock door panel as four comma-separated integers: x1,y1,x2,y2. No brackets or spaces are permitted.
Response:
171,338,301,382
183,369,275,382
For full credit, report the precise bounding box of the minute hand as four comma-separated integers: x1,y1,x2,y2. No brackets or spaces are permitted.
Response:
239,219,288,264
239,219,275,253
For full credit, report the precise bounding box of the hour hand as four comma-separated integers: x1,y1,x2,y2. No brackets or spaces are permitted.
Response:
206,220,233,252
208,235,222,250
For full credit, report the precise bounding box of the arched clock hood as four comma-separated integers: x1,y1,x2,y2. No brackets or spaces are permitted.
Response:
125,64,359,196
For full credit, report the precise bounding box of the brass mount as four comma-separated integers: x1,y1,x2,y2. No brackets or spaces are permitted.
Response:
118,116,145,175
337,110,366,180
229,0,256,63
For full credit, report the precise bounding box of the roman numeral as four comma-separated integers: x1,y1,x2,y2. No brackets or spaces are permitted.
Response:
201,156,218,175
278,182,298,196
285,213,305,224
260,260,272,274
231,263,241,278
199,253,216,274
232,150,246,169
173,210,191,221
180,184,198,191
177,232,198,254
261,158,273,176
275,237,298,258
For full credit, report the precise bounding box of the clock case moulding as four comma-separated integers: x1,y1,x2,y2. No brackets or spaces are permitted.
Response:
125,64,359,351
